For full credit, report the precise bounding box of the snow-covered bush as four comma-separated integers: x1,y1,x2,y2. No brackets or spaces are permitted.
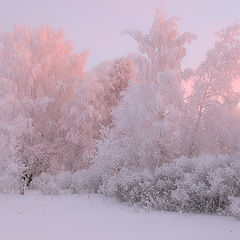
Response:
100,154,240,215
0,162,26,194
100,168,154,208
71,168,103,193
229,197,240,219
33,171,75,195
55,171,73,192
32,169,102,194
33,172,59,195
22,153,240,219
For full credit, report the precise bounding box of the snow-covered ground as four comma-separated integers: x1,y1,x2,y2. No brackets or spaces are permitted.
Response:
0,192,239,240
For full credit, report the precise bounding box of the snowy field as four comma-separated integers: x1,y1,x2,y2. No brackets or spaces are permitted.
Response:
0,192,239,240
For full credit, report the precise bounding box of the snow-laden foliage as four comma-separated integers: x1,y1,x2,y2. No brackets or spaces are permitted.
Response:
181,21,240,157
60,57,136,170
99,154,240,216
33,172,59,195
229,197,240,218
32,168,102,195
94,10,195,172
29,153,240,218
0,25,89,180
0,162,26,194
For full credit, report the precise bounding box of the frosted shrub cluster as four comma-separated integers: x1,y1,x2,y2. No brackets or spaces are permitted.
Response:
229,197,240,218
33,168,102,195
32,154,240,217
33,172,59,195
0,162,26,194
99,154,240,216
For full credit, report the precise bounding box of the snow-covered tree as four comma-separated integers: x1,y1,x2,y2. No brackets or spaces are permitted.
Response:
0,25,88,178
0,24,88,99
61,57,136,170
182,21,240,157
94,10,195,172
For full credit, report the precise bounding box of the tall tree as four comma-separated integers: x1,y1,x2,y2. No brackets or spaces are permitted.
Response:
182,22,240,157
0,25,88,176
61,57,136,170
94,10,195,172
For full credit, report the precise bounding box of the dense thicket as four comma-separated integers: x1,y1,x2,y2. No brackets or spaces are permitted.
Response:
0,11,240,218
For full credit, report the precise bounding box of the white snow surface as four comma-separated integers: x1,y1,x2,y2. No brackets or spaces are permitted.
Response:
0,191,239,240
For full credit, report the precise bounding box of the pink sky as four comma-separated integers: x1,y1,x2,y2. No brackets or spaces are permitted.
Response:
0,0,239,70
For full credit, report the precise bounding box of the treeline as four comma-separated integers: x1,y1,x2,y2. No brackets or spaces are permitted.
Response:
0,10,240,217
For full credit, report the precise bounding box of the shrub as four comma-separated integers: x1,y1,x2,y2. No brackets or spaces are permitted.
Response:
0,162,26,194
100,154,240,215
33,172,59,195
